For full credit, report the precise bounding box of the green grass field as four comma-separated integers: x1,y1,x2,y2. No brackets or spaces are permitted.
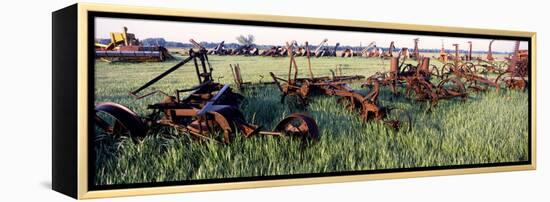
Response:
94,55,528,185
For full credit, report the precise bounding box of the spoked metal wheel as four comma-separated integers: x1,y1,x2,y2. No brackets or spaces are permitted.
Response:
187,105,258,144
437,78,467,100
384,108,412,132
460,62,476,74
430,65,441,79
440,63,456,79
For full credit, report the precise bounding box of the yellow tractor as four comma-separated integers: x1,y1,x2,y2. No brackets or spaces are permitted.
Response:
95,27,172,62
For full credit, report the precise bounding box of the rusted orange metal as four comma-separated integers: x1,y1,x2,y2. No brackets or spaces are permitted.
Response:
270,41,409,131
95,39,320,145
487,40,495,61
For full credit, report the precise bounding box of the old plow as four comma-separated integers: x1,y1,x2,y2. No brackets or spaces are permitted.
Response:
269,41,411,131
364,57,468,108
496,41,529,90
95,39,319,145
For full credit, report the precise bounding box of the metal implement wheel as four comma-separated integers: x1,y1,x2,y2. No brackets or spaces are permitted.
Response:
460,62,476,74
430,65,441,79
187,105,258,144
275,113,320,142
95,102,148,140
440,63,456,79
437,78,467,99
384,108,412,132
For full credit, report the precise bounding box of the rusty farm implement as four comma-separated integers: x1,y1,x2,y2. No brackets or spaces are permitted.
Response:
95,26,173,62
95,45,172,62
268,41,411,131
363,56,468,109
434,41,528,92
95,39,319,145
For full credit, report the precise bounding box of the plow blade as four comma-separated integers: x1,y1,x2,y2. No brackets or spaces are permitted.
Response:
275,113,320,141
95,102,147,139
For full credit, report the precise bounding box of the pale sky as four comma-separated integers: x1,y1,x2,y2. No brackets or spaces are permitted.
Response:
96,17,528,52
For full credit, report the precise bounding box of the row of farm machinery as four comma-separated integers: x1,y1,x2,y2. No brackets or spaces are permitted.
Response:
95,27,526,64
203,37,526,65
95,36,529,147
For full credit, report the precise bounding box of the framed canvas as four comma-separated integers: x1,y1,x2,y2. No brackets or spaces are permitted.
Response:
52,3,536,199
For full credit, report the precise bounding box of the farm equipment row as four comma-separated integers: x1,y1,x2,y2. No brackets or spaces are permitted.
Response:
95,36,529,147
206,38,420,59
95,39,319,145
361,40,528,110
94,27,528,67
265,41,412,131
364,57,468,109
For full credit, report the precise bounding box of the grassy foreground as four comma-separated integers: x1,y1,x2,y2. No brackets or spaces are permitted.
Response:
94,55,528,185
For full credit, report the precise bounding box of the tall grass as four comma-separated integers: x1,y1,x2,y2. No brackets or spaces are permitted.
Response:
94,55,528,185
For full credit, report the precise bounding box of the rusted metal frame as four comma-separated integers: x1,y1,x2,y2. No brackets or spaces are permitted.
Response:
208,111,232,144
269,72,289,93
453,44,460,66
228,64,266,90
286,41,300,84
383,57,467,105
235,64,243,86
130,54,196,97
463,73,499,92
312,81,387,123
507,41,521,74
166,122,223,144
436,78,467,100
332,85,386,122
162,113,229,144
229,64,239,89
330,65,366,82
329,69,337,79
154,93,240,144
403,77,434,100
196,84,230,116
314,39,328,57
191,50,202,84
230,64,247,90
174,82,216,105
443,63,500,92
487,40,495,61
98,41,322,145
365,80,380,102
412,38,419,59
198,52,212,82
189,38,213,82
497,74,528,90
386,41,395,57
305,41,314,79
270,58,406,130
467,41,473,61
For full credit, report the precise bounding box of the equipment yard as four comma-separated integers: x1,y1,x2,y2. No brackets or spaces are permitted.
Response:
94,53,528,185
